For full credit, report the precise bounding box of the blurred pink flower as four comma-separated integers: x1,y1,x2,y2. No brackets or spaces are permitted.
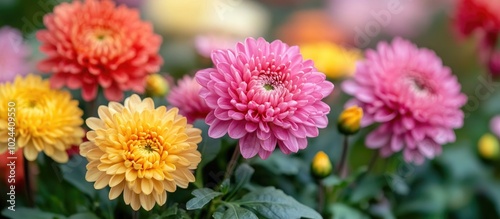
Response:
167,75,211,123
454,0,500,37
196,37,334,159
194,34,240,58
342,38,467,164
0,27,30,83
490,116,500,138
328,0,436,40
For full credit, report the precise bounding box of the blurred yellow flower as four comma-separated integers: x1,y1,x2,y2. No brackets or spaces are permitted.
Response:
478,133,500,160
311,151,332,179
338,106,363,135
0,75,84,163
301,42,362,79
80,94,202,211
145,74,169,97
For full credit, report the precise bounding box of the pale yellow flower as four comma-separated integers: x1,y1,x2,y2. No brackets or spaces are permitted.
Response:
338,106,363,135
80,94,202,211
301,42,362,79
0,75,84,163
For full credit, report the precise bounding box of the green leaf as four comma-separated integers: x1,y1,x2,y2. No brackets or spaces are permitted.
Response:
68,213,100,219
186,188,223,210
322,175,342,187
329,203,369,219
251,152,303,175
221,204,258,219
236,187,322,219
1,207,67,219
195,120,222,169
349,175,384,203
157,203,191,219
233,164,254,192
60,155,96,198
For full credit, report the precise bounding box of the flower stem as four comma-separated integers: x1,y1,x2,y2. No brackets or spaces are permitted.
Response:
367,151,379,173
86,98,97,118
23,157,34,207
317,181,325,213
224,146,240,180
132,210,139,219
337,135,349,178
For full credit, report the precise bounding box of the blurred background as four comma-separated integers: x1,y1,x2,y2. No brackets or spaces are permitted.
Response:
1,0,500,218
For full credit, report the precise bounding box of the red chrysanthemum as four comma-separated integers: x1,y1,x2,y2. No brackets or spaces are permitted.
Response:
454,0,500,37
37,0,163,101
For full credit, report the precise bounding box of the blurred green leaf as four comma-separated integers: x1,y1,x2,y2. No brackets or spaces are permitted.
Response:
322,175,342,187
251,152,303,175
236,187,322,219
67,213,99,219
186,188,223,210
60,155,96,198
233,164,254,192
349,175,384,203
1,207,66,219
329,203,369,219
194,120,222,169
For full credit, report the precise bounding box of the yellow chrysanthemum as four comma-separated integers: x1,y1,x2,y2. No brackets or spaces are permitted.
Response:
0,75,84,163
80,94,202,211
300,42,362,79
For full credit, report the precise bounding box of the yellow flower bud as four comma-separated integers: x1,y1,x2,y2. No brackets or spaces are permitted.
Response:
338,106,363,135
478,133,500,160
311,151,332,179
145,74,169,97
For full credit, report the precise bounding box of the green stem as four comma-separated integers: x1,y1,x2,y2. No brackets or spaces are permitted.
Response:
337,136,349,178
367,151,379,174
23,157,34,207
132,210,139,219
317,181,325,213
224,146,240,180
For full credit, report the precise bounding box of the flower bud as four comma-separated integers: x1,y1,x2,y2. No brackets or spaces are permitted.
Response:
478,133,500,160
311,151,332,180
338,106,363,135
145,74,169,97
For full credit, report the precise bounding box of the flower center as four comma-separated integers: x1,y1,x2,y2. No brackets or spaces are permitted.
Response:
126,131,165,171
263,84,274,91
405,74,434,97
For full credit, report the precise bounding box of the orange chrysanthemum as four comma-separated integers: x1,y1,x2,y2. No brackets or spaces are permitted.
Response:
37,0,163,101
80,94,202,211
0,75,85,163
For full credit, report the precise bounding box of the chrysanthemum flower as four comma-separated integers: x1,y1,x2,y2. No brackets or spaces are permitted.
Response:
167,75,210,123
37,0,163,101
0,27,31,83
454,0,500,37
342,38,467,164
80,94,202,211
0,75,85,163
196,37,334,159
300,42,361,79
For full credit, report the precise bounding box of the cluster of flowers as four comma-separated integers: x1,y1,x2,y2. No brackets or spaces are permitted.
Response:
0,0,468,212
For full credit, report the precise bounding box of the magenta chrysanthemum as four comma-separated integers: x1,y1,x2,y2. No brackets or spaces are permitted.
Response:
167,75,211,123
342,38,467,164
196,37,334,159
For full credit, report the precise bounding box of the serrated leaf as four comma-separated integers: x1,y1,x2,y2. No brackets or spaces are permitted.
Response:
1,207,67,219
236,187,322,219
221,204,258,219
186,188,223,210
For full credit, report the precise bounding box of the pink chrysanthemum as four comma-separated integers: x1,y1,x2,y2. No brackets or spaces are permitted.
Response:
37,0,162,101
0,27,31,83
342,38,467,164
196,37,334,159
167,75,211,123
